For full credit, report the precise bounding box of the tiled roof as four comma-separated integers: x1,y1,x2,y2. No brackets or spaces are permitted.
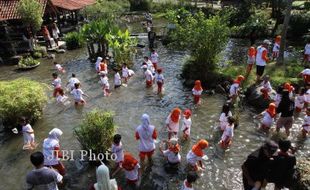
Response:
51,0,95,11
0,0,47,21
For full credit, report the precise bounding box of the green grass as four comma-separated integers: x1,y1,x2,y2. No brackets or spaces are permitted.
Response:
221,61,303,88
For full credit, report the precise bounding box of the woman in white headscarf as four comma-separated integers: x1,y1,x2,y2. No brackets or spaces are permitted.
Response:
95,57,103,73
43,128,66,175
135,114,157,166
89,163,118,190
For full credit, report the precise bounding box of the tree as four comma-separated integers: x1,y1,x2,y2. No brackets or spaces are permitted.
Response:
166,8,229,85
17,0,43,32
277,0,293,65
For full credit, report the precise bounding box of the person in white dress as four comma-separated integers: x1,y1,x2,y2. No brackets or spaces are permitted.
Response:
181,109,192,140
21,117,36,150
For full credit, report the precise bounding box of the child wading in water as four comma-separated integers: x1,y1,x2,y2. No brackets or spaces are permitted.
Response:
66,73,80,91
302,108,310,138
142,65,154,88
219,104,232,132
186,139,208,171
54,62,66,73
114,69,122,89
99,72,111,96
122,63,129,83
181,109,192,140
71,83,88,105
159,137,181,173
192,80,203,104
21,117,36,150
122,152,141,188
52,73,62,97
295,87,306,113
155,68,164,94
181,172,199,190
55,89,69,106
254,103,276,133
219,116,235,149
259,75,272,100
166,108,181,139
111,134,124,177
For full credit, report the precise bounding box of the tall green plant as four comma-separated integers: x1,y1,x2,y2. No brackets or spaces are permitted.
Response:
81,19,117,59
17,0,43,32
166,8,229,83
75,110,117,155
106,29,137,67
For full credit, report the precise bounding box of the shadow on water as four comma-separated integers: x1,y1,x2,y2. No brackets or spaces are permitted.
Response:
0,36,309,189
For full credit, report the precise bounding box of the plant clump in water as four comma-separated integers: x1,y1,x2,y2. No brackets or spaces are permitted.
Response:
0,78,47,129
75,110,117,157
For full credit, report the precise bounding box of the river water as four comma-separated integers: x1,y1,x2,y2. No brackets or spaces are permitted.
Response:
0,36,309,189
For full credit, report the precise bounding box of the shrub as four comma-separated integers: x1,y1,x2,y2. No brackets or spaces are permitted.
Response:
75,110,117,155
288,10,310,38
0,78,47,129
17,0,44,32
64,32,84,50
18,56,40,68
32,51,42,58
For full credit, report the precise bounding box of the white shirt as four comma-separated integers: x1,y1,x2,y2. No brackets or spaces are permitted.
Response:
55,64,63,71
71,88,84,101
186,150,202,166
221,124,234,141
52,78,61,89
219,111,232,131
192,89,203,96
229,83,239,96
305,43,310,55
43,138,60,166
114,72,122,86
181,117,192,135
303,115,310,132
163,150,181,164
122,66,129,78
256,45,268,66
155,74,164,83
136,125,156,152
150,52,159,63
68,77,80,89
111,142,124,163
274,94,282,107
181,180,194,190
100,76,110,89
144,70,153,81
273,42,280,52
124,164,140,181
146,60,155,73
261,111,274,127
56,95,68,104
23,124,34,144
260,81,272,91
166,114,180,133
295,95,305,108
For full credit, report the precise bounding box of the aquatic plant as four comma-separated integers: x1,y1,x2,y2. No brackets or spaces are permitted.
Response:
106,29,137,68
64,32,85,50
18,56,40,68
17,0,44,32
166,8,229,87
0,78,47,129
75,110,117,155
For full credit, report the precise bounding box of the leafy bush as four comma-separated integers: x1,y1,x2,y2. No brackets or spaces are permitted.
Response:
32,51,42,58
106,29,137,68
64,32,84,50
18,56,40,68
0,78,47,129
165,8,229,86
81,0,129,20
75,110,117,155
289,10,310,38
231,10,270,37
17,0,43,32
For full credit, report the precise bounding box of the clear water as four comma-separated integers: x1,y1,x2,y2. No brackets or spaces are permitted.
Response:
0,37,309,190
